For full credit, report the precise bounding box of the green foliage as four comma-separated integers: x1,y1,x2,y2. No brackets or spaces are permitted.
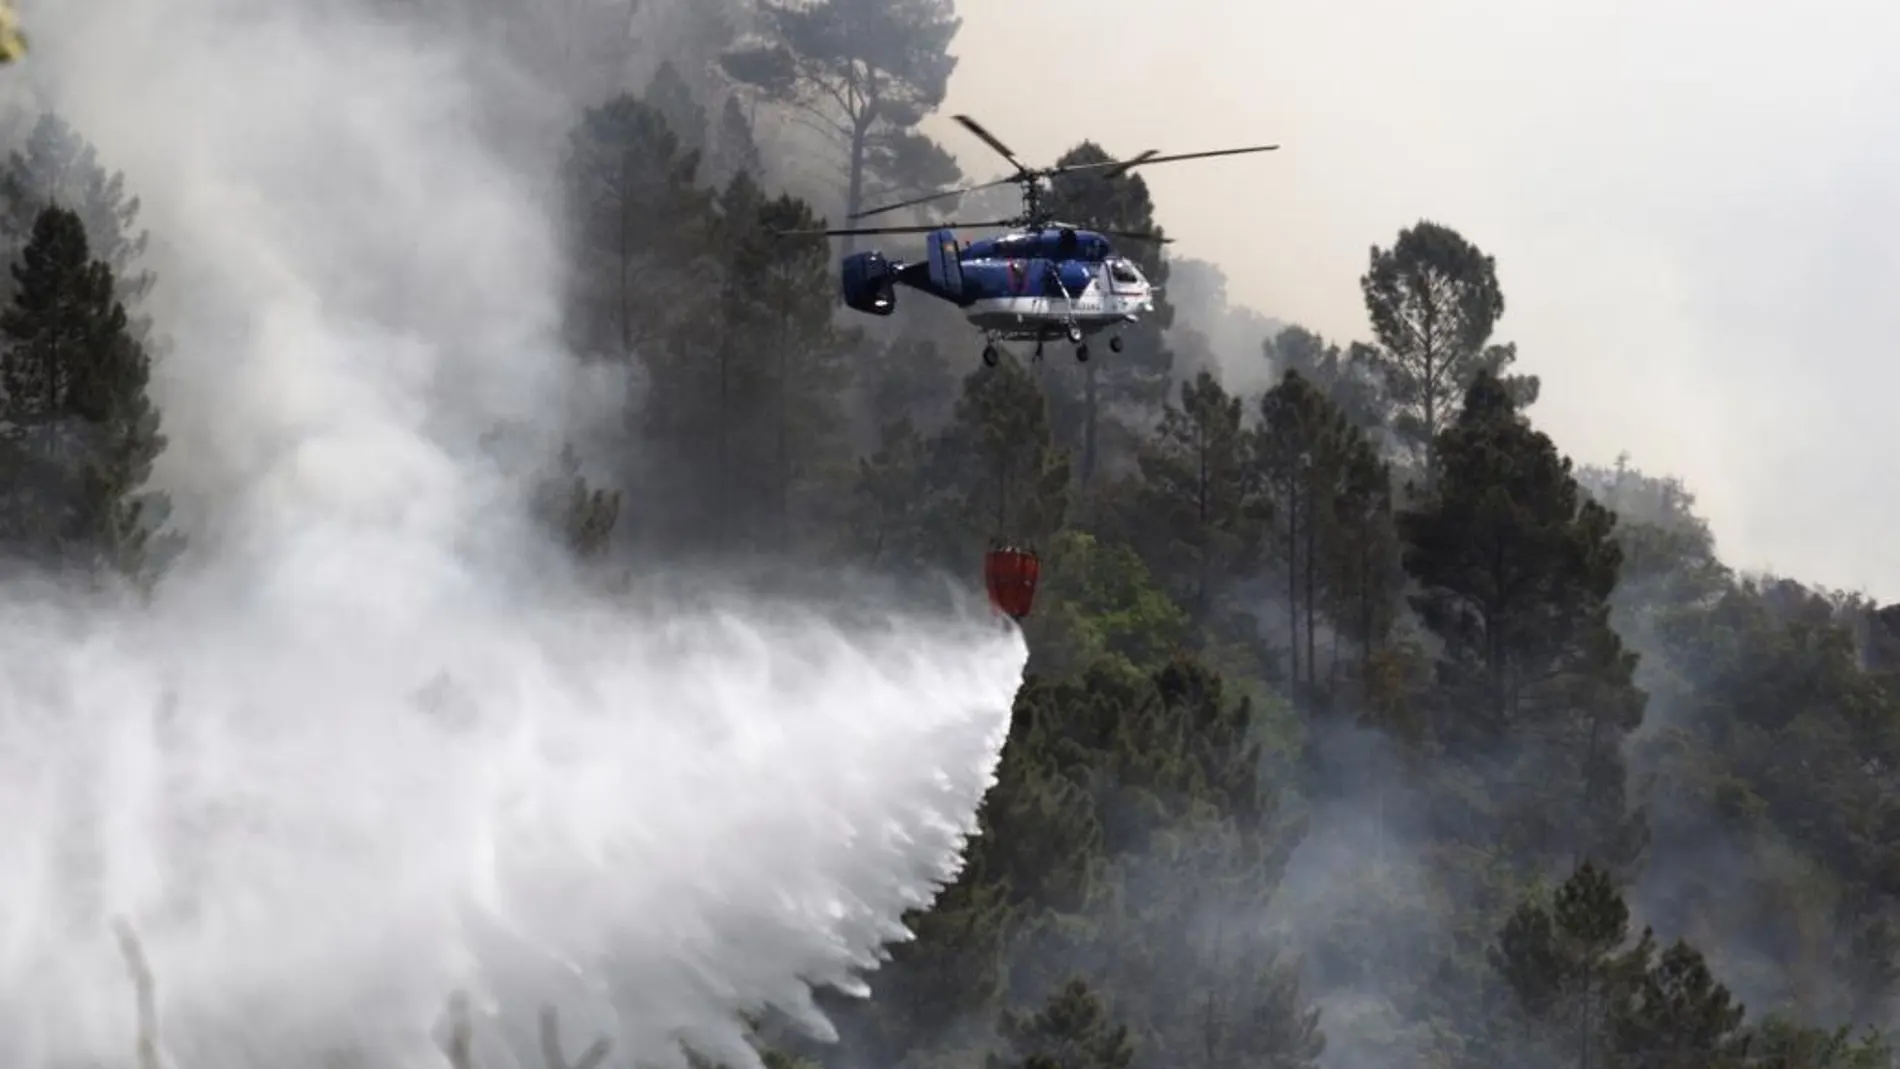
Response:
1492,861,1647,1030
561,92,716,363
986,978,1135,1069
720,0,962,229
531,442,622,560
0,205,174,589
1263,324,1386,432
869,333,959,431
1398,370,1646,869
0,112,153,328
1256,367,1392,695
645,60,710,154
1355,220,1534,489
1027,529,1189,676
1608,938,1751,1069
1124,370,1257,626
711,96,766,186
710,174,856,551
931,353,1071,552
1038,141,1173,492
1747,1017,1896,1069
1400,372,1627,734
847,351,1070,576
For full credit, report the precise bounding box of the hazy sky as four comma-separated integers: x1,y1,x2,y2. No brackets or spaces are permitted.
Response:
927,0,1900,600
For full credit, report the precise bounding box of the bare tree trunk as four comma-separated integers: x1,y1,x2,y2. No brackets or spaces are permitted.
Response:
1286,480,1300,685
843,121,869,258
1304,482,1318,689
776,320,791,552
1082,360,1100,494
718,341,730,548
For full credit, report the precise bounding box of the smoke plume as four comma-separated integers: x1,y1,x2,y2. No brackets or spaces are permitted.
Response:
0,1,1027,1065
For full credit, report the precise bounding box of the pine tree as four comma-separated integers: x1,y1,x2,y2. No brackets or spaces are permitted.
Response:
530,442,621,560
923,355,1071,567
1263,324,1385,433
719,0,962,253
719,185,854,552
644,60,709,154
0,205,173,586
710,96,765,186
988,978,1136,1069
1742,1017,1894,1069
1040,141,1175,493
0,112,151,286
1026,530,1191,675
1254,368,1381,695
1491,861,1657,1069
1127,370,1259,629
848,416,935,570
1354,221,1535,491
1399,370,1646,869
560,92,716,364
864,333,959,434
1005,657,1321,1069
1324,419,1402,685
1608,940,1750,1069
0,112,156,342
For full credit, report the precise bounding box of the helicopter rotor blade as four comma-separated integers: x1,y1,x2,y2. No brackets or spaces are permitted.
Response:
1043,156,1123,178
1100,150,1161,181
1100,228,1174,245
1040,144,1277,186
952,115,1033,177
850,176,1017,221
1043,152,1160,181
1103,144,1279,177
775,220,1020,239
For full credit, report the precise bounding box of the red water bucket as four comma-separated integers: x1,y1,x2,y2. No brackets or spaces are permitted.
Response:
983,544,1041,620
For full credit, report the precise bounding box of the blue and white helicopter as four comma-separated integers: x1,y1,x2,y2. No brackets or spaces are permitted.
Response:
782,115,1278,367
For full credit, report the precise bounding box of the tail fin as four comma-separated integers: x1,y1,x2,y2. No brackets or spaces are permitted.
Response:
926,229,964,300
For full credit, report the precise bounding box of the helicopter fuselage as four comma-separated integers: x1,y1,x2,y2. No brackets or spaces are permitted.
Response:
841,226,1156,365
798,112,1276,368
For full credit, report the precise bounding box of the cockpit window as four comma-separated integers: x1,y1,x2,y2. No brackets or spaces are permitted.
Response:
1109,258,1142,284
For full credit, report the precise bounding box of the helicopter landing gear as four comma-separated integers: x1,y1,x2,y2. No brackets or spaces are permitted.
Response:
1075,345,1090,363
1109,335,1124,354
982,343,1000,367
1034,338,1046,362
1065,322,1083,345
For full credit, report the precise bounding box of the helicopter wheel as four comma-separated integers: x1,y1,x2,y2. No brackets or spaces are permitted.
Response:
1109,335,1124,354
1065,322,1083,344
1075,345,1090,363
981,344,1000,368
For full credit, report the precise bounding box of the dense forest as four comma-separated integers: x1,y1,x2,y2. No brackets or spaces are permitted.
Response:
6,1,1900,1068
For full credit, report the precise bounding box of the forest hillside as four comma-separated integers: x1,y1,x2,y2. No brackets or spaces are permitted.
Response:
3,1,1898,1068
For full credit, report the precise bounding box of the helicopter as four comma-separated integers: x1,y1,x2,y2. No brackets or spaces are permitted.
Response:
780,115,1278,368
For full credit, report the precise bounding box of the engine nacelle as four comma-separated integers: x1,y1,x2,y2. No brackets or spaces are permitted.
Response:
841,251,898,316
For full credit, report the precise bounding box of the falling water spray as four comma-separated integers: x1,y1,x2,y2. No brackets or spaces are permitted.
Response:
0,0,1028,1065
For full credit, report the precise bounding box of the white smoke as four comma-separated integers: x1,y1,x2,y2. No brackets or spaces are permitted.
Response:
0,0,1027,1066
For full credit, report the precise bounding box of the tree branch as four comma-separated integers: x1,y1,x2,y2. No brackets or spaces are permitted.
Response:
783,101,852,150
114,919,159,1069
539,1006,612,1069
441,992,474,1069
